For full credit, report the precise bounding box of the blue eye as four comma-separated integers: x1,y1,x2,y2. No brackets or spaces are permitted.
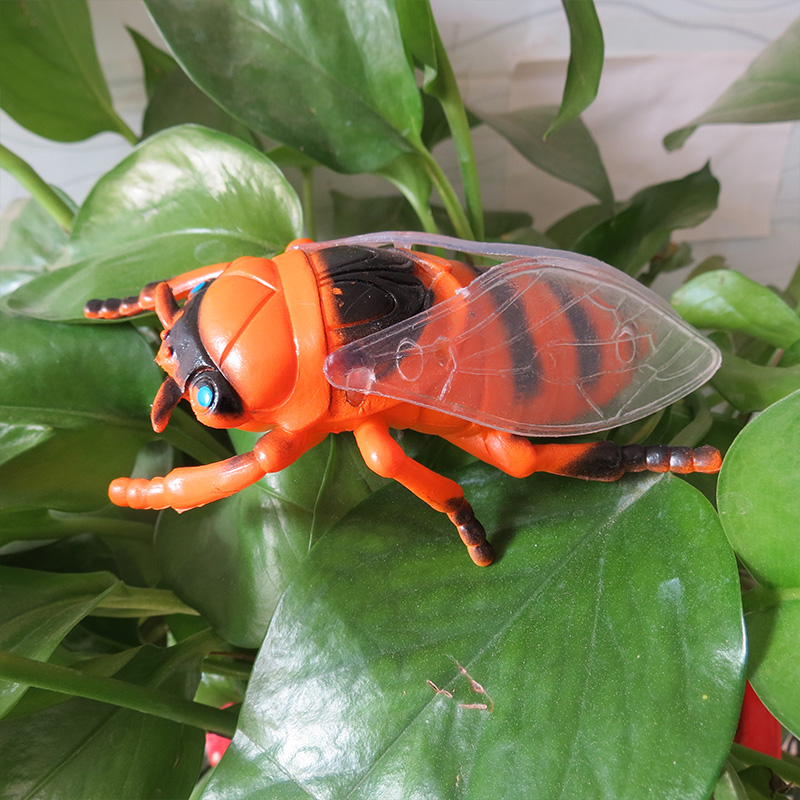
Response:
189,281,208,297
196,385,214,409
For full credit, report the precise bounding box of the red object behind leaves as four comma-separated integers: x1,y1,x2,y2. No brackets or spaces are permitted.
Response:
205,703,234,767
735,681,783,758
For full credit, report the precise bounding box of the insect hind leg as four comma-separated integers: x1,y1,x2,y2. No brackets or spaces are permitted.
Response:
444,430,722,481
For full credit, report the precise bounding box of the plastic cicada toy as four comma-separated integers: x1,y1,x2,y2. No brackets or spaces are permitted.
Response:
85,232,722,566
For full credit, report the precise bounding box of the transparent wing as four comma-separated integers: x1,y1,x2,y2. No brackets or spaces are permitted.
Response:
323,252,720,436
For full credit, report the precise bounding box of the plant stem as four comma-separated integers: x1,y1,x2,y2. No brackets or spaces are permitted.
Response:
301,166,316,240
111,111,139,146
0,650,237,737
730,743,800,786
0,143,74,231
429,27,484,240
420,150,474,240
202,657,253,681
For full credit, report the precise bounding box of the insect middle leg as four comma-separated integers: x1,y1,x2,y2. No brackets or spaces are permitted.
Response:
352,420,495,566
443,429,722,481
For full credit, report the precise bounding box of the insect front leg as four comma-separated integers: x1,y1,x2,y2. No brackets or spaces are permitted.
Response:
109,429,322,512
109,452,268,511
84,263,229,319
353,420,494,567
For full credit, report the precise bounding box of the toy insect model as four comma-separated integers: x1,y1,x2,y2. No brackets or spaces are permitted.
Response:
85,232,722,566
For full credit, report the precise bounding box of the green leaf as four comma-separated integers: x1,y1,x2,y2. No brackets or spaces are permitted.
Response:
0,637,207,798
0,567,118,716
0,311,160,429
481,105,614,209
0,311,162,509
711,353,800,413
126,27,178,100
0,423,53,469
545,202,614,249
419,93,482,151
720,394,800,734
145,0,424,173
4,125,303,321
0,196,70,297
712,762,750,800
0,424,154,512
0,0,135,143
746,599,800,739
376,154,436,233
142,67,256,144
155,434,384,648
718,389,800,588
672,270,800,349
331,193,420,240
576,163,719,275
205,468,744,799
545,0,605,138
665,17,800,150
737,765,785,799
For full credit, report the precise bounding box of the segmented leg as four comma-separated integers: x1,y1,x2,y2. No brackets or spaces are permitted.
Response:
443,429,722,481
353,420,494,566
109,452,267,511
108,429,320,511
84,263,229,319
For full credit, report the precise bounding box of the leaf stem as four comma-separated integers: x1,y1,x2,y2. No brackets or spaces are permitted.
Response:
420,149,474,240
0,650,237,737
301,166,316,240
428,27,484,240
0,143,74,231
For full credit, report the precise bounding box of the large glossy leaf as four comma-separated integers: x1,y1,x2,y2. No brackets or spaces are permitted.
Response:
0,424,155,512
746,600,800,738
718,389,800,588
0,0,133,142
204,467,744,799
145,0,423,174
0,311,160,429
545,0,605,138
155,434,385,648
718,390,800,736
711,354,800,413
127,27,178,100
665,17,800,150
672,270,800,349
576,163,719,275
0,567,118,717
4,125,303,321
0,634,210,799
481,105,613,208
0,310,162,509
142,68,256,144
0,197,70,297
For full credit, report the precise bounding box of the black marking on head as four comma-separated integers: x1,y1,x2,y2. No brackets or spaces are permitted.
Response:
163,283,244,420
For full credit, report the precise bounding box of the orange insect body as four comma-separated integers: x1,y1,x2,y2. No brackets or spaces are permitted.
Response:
85,233,723,565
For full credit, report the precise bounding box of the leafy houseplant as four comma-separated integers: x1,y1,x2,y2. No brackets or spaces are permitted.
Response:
1,1,799,798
